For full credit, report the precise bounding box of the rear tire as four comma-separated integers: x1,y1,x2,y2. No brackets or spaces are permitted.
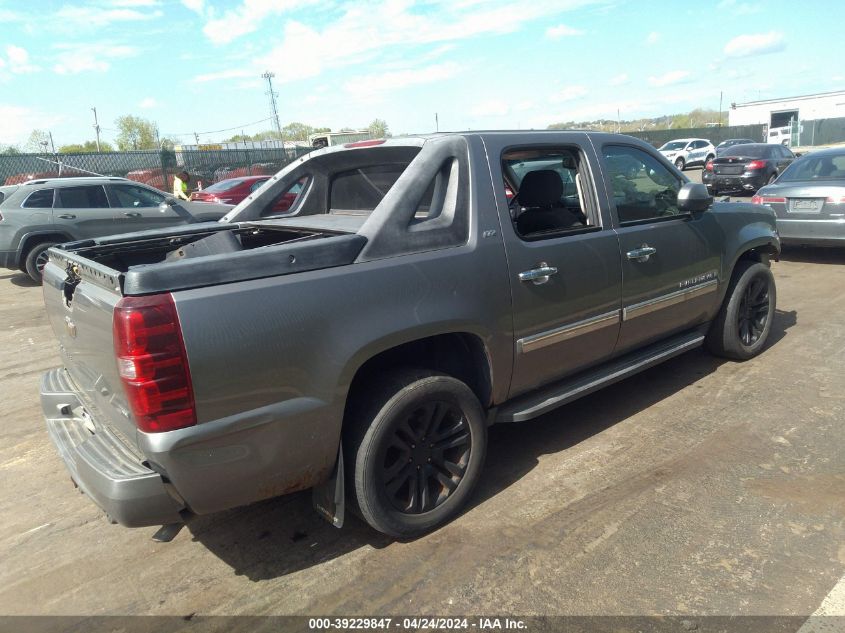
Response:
24,242,55,283
706,261,776,360
344,368,487,538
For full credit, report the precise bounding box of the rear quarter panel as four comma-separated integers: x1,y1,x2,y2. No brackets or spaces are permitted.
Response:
145,230,513,515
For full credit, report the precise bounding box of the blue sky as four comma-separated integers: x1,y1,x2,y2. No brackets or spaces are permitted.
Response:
1,0,841,147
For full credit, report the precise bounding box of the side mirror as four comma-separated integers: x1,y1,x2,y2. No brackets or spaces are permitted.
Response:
677,182,712,213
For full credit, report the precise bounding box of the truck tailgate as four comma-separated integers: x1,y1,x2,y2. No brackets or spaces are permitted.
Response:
41,257,139,448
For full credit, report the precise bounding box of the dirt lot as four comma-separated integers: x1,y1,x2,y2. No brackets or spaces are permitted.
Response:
0,246,843,621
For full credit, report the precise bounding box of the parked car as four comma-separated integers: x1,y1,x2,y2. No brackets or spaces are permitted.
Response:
657,138,716,171
715,138,757,156
751,146,845,247
703,143,795,196
0,177,232,282
191,175,304,212
39,132,779,540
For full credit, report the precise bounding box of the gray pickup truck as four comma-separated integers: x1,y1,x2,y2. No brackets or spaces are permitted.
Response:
39,132,780,539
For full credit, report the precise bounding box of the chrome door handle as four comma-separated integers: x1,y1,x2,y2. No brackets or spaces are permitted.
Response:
518,262,558,285
57,214,76,220
123,212,142,217
626,245,657,262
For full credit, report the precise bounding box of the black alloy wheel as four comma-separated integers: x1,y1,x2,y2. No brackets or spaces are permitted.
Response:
379,400,471,514
706,261,776,360
345,369,487,537
737,276,771,347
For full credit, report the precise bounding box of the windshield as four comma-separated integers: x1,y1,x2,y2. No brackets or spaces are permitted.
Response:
723,145,767,158
779,153,845,182
203,178,251,193
660,141,687,151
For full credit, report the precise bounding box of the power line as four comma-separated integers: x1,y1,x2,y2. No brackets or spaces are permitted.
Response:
166,116,277,137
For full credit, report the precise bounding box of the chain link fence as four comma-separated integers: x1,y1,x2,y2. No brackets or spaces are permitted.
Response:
0,147,312,191
626,124,767,148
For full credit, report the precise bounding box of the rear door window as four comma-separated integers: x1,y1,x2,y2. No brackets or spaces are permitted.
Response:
57,185,109,209
22,188,55,208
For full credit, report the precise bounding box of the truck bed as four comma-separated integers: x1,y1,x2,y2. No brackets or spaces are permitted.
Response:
49,216,368,295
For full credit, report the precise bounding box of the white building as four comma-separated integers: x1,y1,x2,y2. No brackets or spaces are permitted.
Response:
729,90,845,128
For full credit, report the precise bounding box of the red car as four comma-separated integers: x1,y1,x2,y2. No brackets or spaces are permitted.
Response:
191,176,303,212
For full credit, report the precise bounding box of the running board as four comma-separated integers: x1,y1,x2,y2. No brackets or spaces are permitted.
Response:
496,330,706,423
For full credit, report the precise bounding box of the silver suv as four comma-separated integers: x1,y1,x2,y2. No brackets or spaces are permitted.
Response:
0,177,231,282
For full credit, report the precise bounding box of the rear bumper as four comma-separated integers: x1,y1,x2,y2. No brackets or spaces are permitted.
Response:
776,217,845,246
41,368,185,527
704,172,767,193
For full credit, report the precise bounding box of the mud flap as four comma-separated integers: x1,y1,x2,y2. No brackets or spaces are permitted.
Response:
312,443,344,528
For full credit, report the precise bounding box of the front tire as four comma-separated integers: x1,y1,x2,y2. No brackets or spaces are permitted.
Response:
344,369,487,538
674,157,685,171
24,242,55,283
706,261,776,360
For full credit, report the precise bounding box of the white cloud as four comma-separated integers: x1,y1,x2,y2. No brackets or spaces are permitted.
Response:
181,0,205,14
109,0,161,6
139,97,157,108
53,43,138,74
648,70,690,87
472,101,510,117
717,0,761,15
646,31,659,45
0,105,63,144
53,5,162,28
344,62,462,103
245,0,604,85
723,31,785,58
546,24,584,38
609,73,628,86
549,85,588,103
203,0,315,44
5,45,39,74
192,68,253,82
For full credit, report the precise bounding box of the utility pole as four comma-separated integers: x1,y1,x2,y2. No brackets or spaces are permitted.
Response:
48,131,56,155
262,71,283,141
718,91,723,127
194,132,200,145
435,112,439,132
91,107,101,151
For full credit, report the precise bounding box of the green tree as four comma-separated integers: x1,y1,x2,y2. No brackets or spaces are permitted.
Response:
368,118,390,138
24,129,51,153
159,136,180,150
1,145,21,155
114,115,158,150
280,122,310,141
59,140,114,153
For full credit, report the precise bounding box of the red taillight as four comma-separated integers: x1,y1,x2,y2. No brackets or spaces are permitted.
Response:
751,195,786,205
826,196,845,204
344,139,386,148
746,160,765,170
113,294,196,433
705,161,713,171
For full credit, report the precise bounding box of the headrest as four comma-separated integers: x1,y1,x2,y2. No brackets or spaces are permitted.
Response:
518,170,562,207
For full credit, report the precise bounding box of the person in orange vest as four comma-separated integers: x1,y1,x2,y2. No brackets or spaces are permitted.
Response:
173,171,190,200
